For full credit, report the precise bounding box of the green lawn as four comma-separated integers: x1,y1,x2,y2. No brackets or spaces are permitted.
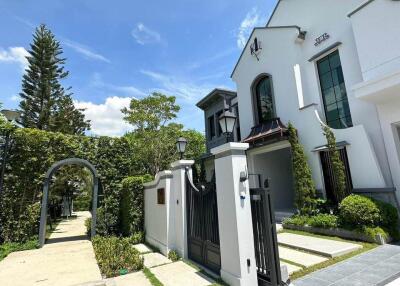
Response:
281,229,378,280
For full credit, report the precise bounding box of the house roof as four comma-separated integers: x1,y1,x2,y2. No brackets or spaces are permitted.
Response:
243,118,289,147
196,88,237,110
266,0,283,27
348,0,376,17
230,25,302,78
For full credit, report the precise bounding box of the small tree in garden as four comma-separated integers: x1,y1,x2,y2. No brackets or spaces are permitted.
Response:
322,125,347,203
288,122,316,214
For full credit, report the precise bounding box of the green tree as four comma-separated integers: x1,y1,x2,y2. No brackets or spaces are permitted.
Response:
322,125,347,203
288,122,316,214
122,93,205,175
19,24,90,135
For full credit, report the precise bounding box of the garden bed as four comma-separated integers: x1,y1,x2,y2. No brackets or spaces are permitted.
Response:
283,224,391,245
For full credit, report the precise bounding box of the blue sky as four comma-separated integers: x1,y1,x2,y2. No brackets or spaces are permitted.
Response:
0,0,276,136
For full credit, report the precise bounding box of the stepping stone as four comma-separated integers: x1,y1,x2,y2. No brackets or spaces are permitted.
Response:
105,271,152,286
280,261,302,275
278,246,328,267
277,233,362,257
276,223,283,232
132,244,152,254
150,261,214,286
142,252,172,268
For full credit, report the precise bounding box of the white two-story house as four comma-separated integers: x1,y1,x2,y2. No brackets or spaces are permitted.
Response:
197,0,400,217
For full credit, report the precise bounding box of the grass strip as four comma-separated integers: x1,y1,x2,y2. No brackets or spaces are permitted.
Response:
280,258,305,269
0,239,39,262
282,229,378,280
143,267,163,286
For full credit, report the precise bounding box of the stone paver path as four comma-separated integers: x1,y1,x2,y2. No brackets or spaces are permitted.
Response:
133,243,152,254
278,232,362,257
293,244,400,286
279,246,328,268
142,252,172,268
0,211,101,286
151,261,215,286
105,272,152,286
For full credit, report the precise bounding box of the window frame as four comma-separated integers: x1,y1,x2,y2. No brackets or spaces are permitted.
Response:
251,74,276,125
316,50,353,129
207,115,215,139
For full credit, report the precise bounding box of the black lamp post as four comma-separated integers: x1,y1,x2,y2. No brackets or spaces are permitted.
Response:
0,110,21,195
176,137,188,160
218,109,237,143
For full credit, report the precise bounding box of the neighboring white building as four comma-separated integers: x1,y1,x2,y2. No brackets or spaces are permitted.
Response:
197,0,400,215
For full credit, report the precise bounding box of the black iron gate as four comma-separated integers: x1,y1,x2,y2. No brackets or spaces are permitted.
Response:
250,186,282,286
186,171,221,273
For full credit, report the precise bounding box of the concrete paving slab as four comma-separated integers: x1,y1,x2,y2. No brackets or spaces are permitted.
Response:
278,233,362,257
280,261,302,275
105,271,152,286
151,261,215,286
279,246,327,267
0,212,101,286
142,252,172,268
133,243,152,254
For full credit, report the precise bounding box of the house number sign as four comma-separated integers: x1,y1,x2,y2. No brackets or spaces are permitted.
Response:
314,33,330,46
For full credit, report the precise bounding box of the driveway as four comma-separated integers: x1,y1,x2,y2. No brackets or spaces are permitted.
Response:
0,211,102,286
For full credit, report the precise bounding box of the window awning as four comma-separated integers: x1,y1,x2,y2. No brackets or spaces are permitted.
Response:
243,118,289,147
312,141,350,152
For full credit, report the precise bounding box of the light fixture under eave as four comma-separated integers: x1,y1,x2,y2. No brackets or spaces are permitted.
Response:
295,30,307,44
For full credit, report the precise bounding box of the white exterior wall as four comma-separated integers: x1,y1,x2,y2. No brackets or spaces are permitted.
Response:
144,171,173,255
350,0,400,81
349,0,400,196
232,0,392,192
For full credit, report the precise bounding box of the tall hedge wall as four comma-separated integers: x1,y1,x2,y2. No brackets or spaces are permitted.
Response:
119,175,152,237
0,124,138,243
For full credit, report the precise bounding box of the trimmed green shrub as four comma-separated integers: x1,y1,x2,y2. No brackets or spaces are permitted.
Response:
120,175,152,237
283,214,338,229
374,200,399,229
339,195,381,227
92,236,144,278
308,214,338,228
168,250,180,262
358,226,389,241
322,125,348,203
126,232,145,245
287,123,316,214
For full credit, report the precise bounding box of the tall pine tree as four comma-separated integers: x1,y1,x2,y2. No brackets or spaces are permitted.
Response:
19,24,90,135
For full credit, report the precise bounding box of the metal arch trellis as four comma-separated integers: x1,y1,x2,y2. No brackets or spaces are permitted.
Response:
38,158,100,247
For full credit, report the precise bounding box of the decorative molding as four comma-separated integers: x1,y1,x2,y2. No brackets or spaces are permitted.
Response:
144,170,173,189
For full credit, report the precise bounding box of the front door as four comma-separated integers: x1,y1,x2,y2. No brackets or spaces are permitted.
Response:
186,174,221,273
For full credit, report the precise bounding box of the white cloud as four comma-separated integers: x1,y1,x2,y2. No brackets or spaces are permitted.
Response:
11,95,20,101
90,73,147,98
0,47,29,71
237,7,263,49
141,70,218,103
63,39,110,63
74,96,133,137
131,23,164,45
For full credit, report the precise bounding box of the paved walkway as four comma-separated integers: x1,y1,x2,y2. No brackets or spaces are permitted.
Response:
0,211,101,286
293,244,400,286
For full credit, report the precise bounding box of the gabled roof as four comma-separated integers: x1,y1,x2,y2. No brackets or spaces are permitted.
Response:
266,0,283,27
347,0,376,17
196,88,237,110
230,25,302,78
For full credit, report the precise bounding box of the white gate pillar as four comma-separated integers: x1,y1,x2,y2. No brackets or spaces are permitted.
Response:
171,159,194,259
211,142,258,286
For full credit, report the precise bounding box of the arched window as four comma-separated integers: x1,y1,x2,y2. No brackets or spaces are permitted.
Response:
254,76,276,123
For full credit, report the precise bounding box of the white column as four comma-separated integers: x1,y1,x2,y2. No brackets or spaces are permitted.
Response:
170,160,194,259
211,142,258,286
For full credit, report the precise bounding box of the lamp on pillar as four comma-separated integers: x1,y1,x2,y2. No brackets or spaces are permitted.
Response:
176,137,188,160
218,109,237,143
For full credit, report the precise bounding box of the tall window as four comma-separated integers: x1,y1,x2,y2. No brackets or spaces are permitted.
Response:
255,76,275,124
317,51,352,129
208,115,215,139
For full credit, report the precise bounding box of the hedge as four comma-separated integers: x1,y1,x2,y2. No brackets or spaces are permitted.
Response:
0,124,134,243
119,175,152,237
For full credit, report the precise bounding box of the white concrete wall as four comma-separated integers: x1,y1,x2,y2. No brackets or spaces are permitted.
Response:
144,171,173,255
231,0,392,193
350,0,400,81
